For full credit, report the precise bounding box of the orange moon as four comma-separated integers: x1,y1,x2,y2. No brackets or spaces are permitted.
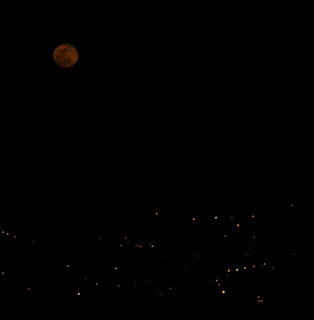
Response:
53,44,79,68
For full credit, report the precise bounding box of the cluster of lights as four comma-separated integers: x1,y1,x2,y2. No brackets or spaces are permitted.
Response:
0,201,300,302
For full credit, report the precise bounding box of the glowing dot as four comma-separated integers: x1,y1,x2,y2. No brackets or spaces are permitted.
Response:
192,218,196,221
217,283,220,286
252,215,255,218
215,216,218,220
222,290,225,294
78,293,80,296
120,244,123,247
115,267,118,270
14,236,16,239
263,263,266,266
6,233,9,236
67,265,70,268
252,265,255,268
1,231,4,234
244,267,247,270
227,269,231,272
155,212,158,215
117,285,120,288
215,279,219,282
236,224,239,227
236,268,239,272
28,288,31,291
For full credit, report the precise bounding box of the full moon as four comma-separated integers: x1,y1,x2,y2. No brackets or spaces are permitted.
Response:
53,44,79,68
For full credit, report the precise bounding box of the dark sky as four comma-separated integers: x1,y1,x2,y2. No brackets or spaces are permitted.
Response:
1,3,312,235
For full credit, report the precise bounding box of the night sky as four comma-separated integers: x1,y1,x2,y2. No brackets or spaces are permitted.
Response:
0,2,313,314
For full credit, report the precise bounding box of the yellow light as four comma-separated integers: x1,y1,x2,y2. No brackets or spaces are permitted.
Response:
291,204,293,207
1,231,4,234
139,245,142,248
155,212,158,215
258,299,260,303
252,215,255,218
244,267,247,270
236,224,239,227
192,218,196,221
67,265,70,268
215,279,219,282
261,300,263,303
6,233,9,236
217,283,220,286
293,252,296,256
78,293,80,296
151,245,154,248
236,268,239,272
263,263,266,266
115,267,118,270
257,296,260,298
252,265,255,268
117,285,120,288
215,216,217,220
120,244,123,247
227,269,230,272
222,290,225,294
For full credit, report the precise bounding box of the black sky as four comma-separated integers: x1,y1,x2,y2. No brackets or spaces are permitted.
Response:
1,3,313,238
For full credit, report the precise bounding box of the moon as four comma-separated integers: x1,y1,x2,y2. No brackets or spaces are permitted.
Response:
53,44,79,68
